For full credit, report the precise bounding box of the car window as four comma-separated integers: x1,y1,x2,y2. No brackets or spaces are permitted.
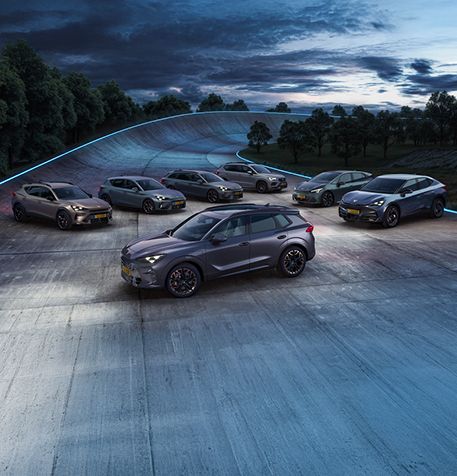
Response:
250,214,278,234
171,212,221,241
224,164,237,172
416,178,432,190
53,186,90,200
339,173,352,184
275,214,290,228
123,180,137,190
188,173,202,182
313,172,340,183
362,177,405,194
241,166,252,174
352,172,367,181
26,186,51,198
200,172,223,183
110,179,125,188
402,179,420,192
137,179,162,191
213,216,249,238
251,165,271,174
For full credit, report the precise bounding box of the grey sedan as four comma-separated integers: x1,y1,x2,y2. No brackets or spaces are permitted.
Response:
160,170,243,203
98,176,186,213
293,170,372,207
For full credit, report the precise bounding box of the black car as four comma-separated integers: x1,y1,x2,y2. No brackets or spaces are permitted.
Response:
121,204,316,297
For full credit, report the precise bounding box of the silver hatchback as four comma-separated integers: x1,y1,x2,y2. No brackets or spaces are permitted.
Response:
12,182,112,230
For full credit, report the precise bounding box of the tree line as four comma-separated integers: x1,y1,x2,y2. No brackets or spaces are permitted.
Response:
248,91,457,166
0,42,252,176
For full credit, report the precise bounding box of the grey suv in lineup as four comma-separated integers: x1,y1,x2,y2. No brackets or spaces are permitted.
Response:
293,170,372,207
215,162,288,193
160,170,243,203
98,176,186,213
12,182,112,230
339,174,447,228
121,203,315,297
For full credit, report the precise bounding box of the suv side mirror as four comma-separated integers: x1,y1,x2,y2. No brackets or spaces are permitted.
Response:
132,187,139,193
197,179,204,185
46,195,56,201
211,232,227,244
247,170,254,175
400,188,412,197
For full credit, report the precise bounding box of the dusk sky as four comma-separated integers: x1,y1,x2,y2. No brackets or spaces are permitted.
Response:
1,0,457,110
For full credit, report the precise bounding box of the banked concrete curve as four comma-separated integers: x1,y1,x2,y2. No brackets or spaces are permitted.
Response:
0,111,305,215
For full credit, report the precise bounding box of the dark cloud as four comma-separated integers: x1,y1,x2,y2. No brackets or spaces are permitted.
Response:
410,59,433,74
400,74,457,95
358,56,403,81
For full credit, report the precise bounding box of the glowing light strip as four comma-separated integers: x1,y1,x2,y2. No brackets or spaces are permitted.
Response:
236,150,457,215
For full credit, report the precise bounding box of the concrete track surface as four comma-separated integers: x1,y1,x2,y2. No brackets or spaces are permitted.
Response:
0,112,457,475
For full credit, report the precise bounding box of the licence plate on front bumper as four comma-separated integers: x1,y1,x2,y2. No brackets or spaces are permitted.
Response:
297,194,306,200
121,264,131,276
95,213,108,219
347,208,360,215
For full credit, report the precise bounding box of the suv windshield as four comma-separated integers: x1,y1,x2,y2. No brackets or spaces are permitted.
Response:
137,179,162,191
200,172,224,183
172,213,221,241
251,165,271,174
361,177,405,194
312,172,340,182
54,186,90,200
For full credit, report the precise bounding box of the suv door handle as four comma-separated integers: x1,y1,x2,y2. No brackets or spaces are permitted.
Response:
239,242,250,247
277,235,286,239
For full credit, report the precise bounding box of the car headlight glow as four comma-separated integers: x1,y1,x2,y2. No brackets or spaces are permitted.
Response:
218,186,229,191
310,188,323,193
71,205,88,211
143,255,164,265
268,177,277,181
154,195,167,200
370,199,385,206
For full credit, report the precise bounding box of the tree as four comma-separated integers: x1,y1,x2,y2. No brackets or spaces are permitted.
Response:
330,117,361,166
2,41,70,162
277,120,313,163
352,105,375,157
247,121,272,153
373,110,402,159
225,99,249,111
98,80,139,125
143,95,191,118
0,61,28,172
305,108,333,157
197,93,225,112
267,102,291,113
425,91,456,145
64,72,104,142
332,105,347,117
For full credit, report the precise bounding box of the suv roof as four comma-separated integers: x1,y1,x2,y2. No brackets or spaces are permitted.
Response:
24,181,74,188
205,203,299,216
108,175,156,181
168,169,215,175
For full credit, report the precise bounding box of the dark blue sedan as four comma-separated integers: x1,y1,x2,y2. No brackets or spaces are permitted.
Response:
339,174,447,228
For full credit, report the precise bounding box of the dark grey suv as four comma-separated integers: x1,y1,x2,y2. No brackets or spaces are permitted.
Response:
161,170,243,203
121,204,315,297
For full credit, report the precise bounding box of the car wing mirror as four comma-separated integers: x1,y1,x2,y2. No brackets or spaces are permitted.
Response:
211,232,227,244
400,188,412,197
197,179,204,185
164,228,172,235
132,187,139,192
46,195,56,201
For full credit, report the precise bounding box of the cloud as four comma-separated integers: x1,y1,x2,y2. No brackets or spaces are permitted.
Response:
410,59,433,74
358,56,403,81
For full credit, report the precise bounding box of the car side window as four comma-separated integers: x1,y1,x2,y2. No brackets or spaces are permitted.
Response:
241,166,253,174
41,188,55,200
339,173,352,184
352,172,366,181
27,186,50,198
110,179,125,188
402,179,419,192
190,173,201,182
250,214,278,234
416,178,432,190
123,180,137,190
224,165,237,172
213,216,249,238
274,214,290,228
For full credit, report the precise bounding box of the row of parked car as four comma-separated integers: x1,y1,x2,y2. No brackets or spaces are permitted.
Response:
9,162,447,297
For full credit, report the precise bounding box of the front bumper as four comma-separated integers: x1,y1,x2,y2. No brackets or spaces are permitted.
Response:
121,256,163,289
292,191,321,204
270,180,288,191
74,209,112,225
220,190,243,201
154,198,186,210
338,204,383,223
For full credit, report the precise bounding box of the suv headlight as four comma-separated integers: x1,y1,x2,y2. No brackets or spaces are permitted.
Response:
370,199,385,207
71,205,88,211
310,188,323,193
218,186,229,191
154,195,166,200
143,255,164,265
268,177,277,181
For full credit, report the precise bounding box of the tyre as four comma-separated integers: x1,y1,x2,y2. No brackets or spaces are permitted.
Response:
100,193,112,206
382,205,400,228
256,181,268,193
13,203,28,222
278,246,307,277
430,198,444,218
142,198,155,214
56,210,73,230
321,191,334,207
166,263,201,298
207,189,219,203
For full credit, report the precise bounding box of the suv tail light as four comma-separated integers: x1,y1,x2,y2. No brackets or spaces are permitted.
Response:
306,225,314,233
